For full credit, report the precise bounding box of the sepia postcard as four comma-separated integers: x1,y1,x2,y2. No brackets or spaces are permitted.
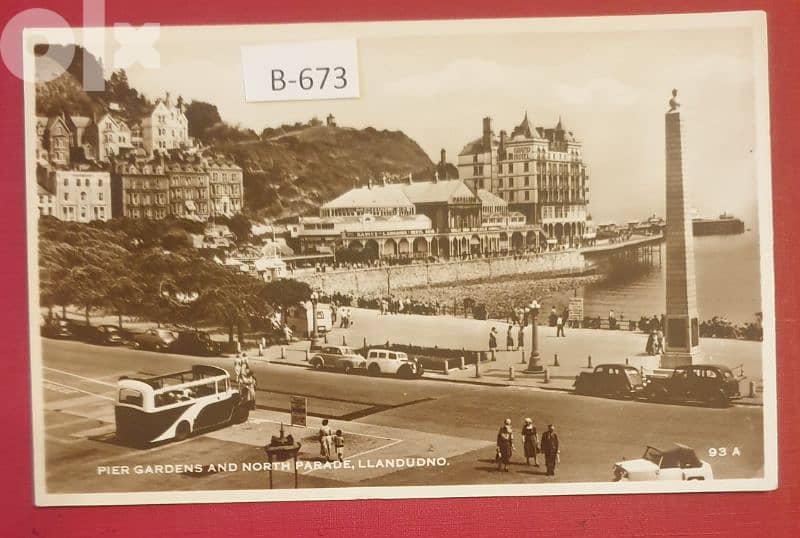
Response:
23,11,776,506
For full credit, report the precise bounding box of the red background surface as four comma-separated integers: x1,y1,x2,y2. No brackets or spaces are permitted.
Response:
0,1,797,536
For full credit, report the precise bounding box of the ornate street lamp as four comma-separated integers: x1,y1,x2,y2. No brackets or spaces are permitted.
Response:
526,299,543,373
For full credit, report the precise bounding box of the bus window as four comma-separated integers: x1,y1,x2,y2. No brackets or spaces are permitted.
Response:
119,388,143,406
194,381,216,398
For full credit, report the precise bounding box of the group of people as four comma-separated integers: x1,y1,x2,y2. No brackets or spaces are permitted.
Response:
496,419,561,476
645,327,665,355
318,419,345,462
233,354,257,409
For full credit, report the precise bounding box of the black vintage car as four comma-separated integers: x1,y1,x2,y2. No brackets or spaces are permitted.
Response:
41,318,74,339
644,364,742,407
573,364,646,398
169,330,223,357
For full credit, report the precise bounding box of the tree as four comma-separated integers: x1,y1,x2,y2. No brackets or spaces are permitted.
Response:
228,214,251,243
185,100,222,140
260,279,311,309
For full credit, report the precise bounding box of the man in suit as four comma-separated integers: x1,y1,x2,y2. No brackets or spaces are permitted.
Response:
540,424,560,476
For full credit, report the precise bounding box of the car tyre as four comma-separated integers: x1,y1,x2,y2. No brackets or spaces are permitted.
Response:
174,421,191,442
368,363,381,377
710,390,730,408
343,363,353,375
311,357,323,369
397,364,414,379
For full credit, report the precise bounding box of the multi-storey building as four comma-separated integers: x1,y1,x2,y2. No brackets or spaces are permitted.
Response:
88,112,134,162
39,167,112,222
111,160,170,219
141,93,190,154
458,113,590,247
164,161,210,220
37,184,56,217
206,159,244,217
35,116,71,167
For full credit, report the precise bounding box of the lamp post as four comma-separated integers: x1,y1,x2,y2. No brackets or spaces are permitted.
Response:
526,300,543,373
310,291,319,340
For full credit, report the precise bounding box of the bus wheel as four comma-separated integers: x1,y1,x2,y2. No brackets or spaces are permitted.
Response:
175,421,190,442
368,363,381,376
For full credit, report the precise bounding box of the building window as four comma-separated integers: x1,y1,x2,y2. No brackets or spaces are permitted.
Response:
473,155,478,163
524,162,529,172
80,207,87,219
98,192,104,201
498,178,503,188
508,163,513,173
98,178,103,187
473,166,479,175
80,192,87,201
525,191,530,201
525,176,530,186
509,178,514,187
63,178,68,186
64,192,69,201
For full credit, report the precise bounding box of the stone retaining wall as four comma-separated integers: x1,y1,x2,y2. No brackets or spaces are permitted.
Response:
294,251,586,295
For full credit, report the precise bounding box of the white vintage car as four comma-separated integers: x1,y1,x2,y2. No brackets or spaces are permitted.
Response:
365,349,422,378
613,444,713,482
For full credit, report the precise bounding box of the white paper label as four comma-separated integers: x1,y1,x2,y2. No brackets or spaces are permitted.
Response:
241,39,360,102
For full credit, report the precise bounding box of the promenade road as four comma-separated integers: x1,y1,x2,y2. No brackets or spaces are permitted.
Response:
39,336,765,494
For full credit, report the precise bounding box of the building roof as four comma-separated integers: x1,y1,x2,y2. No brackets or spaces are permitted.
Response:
511,111,534,139
403,179,476,204
323,184,413,209
70,116,92,128
476,189,506,207
37,184,53,196
458,136,498,156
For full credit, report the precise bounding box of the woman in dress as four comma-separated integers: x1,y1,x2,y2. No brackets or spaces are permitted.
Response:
496,418,514,472
521,418,539,466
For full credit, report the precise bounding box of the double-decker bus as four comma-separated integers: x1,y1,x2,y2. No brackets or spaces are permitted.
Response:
115,365,249,446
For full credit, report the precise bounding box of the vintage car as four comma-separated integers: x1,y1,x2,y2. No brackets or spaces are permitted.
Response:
613,444,713,482
309,345,367,374
645,364,742,407
41,318,73,339
169,330,223,357
131,328,178,352
573,364,646,398
73,324,128,346
365,349,424,378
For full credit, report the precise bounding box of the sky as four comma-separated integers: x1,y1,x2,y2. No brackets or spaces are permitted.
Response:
89,15,764,225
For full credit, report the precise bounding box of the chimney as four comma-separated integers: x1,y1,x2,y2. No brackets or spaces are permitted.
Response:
165,91,172,107
482,117,493,149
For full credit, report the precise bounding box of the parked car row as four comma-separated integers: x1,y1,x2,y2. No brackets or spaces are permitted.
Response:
308,346,424,379
40,319,223,357
574,363,743,407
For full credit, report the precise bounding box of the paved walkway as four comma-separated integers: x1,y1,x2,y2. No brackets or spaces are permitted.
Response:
243,308,765,406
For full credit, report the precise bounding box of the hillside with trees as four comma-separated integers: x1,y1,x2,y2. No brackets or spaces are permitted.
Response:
34,45,455,221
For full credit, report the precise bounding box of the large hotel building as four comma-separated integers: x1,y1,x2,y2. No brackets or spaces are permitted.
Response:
457,113,590,247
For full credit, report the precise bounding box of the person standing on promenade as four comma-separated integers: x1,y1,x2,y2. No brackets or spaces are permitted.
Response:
496,418,514,472
540,424,560,476
517,322,525,351
506,325,515,351
656,328,665,354
609,309,617,330
522,418,539,466
556,314,566,337
489,327,498,356
319,419,333,462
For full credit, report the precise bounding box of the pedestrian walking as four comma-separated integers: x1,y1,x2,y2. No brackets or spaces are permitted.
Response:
656,328,664,354
517,322,525,350
334,429,345,462
496,418,514,472
646,330,656,355
521,418,539,466
319,419,333,462
556,314,565,337
540,424,560,476
506,325,515,351
489,327,498,354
